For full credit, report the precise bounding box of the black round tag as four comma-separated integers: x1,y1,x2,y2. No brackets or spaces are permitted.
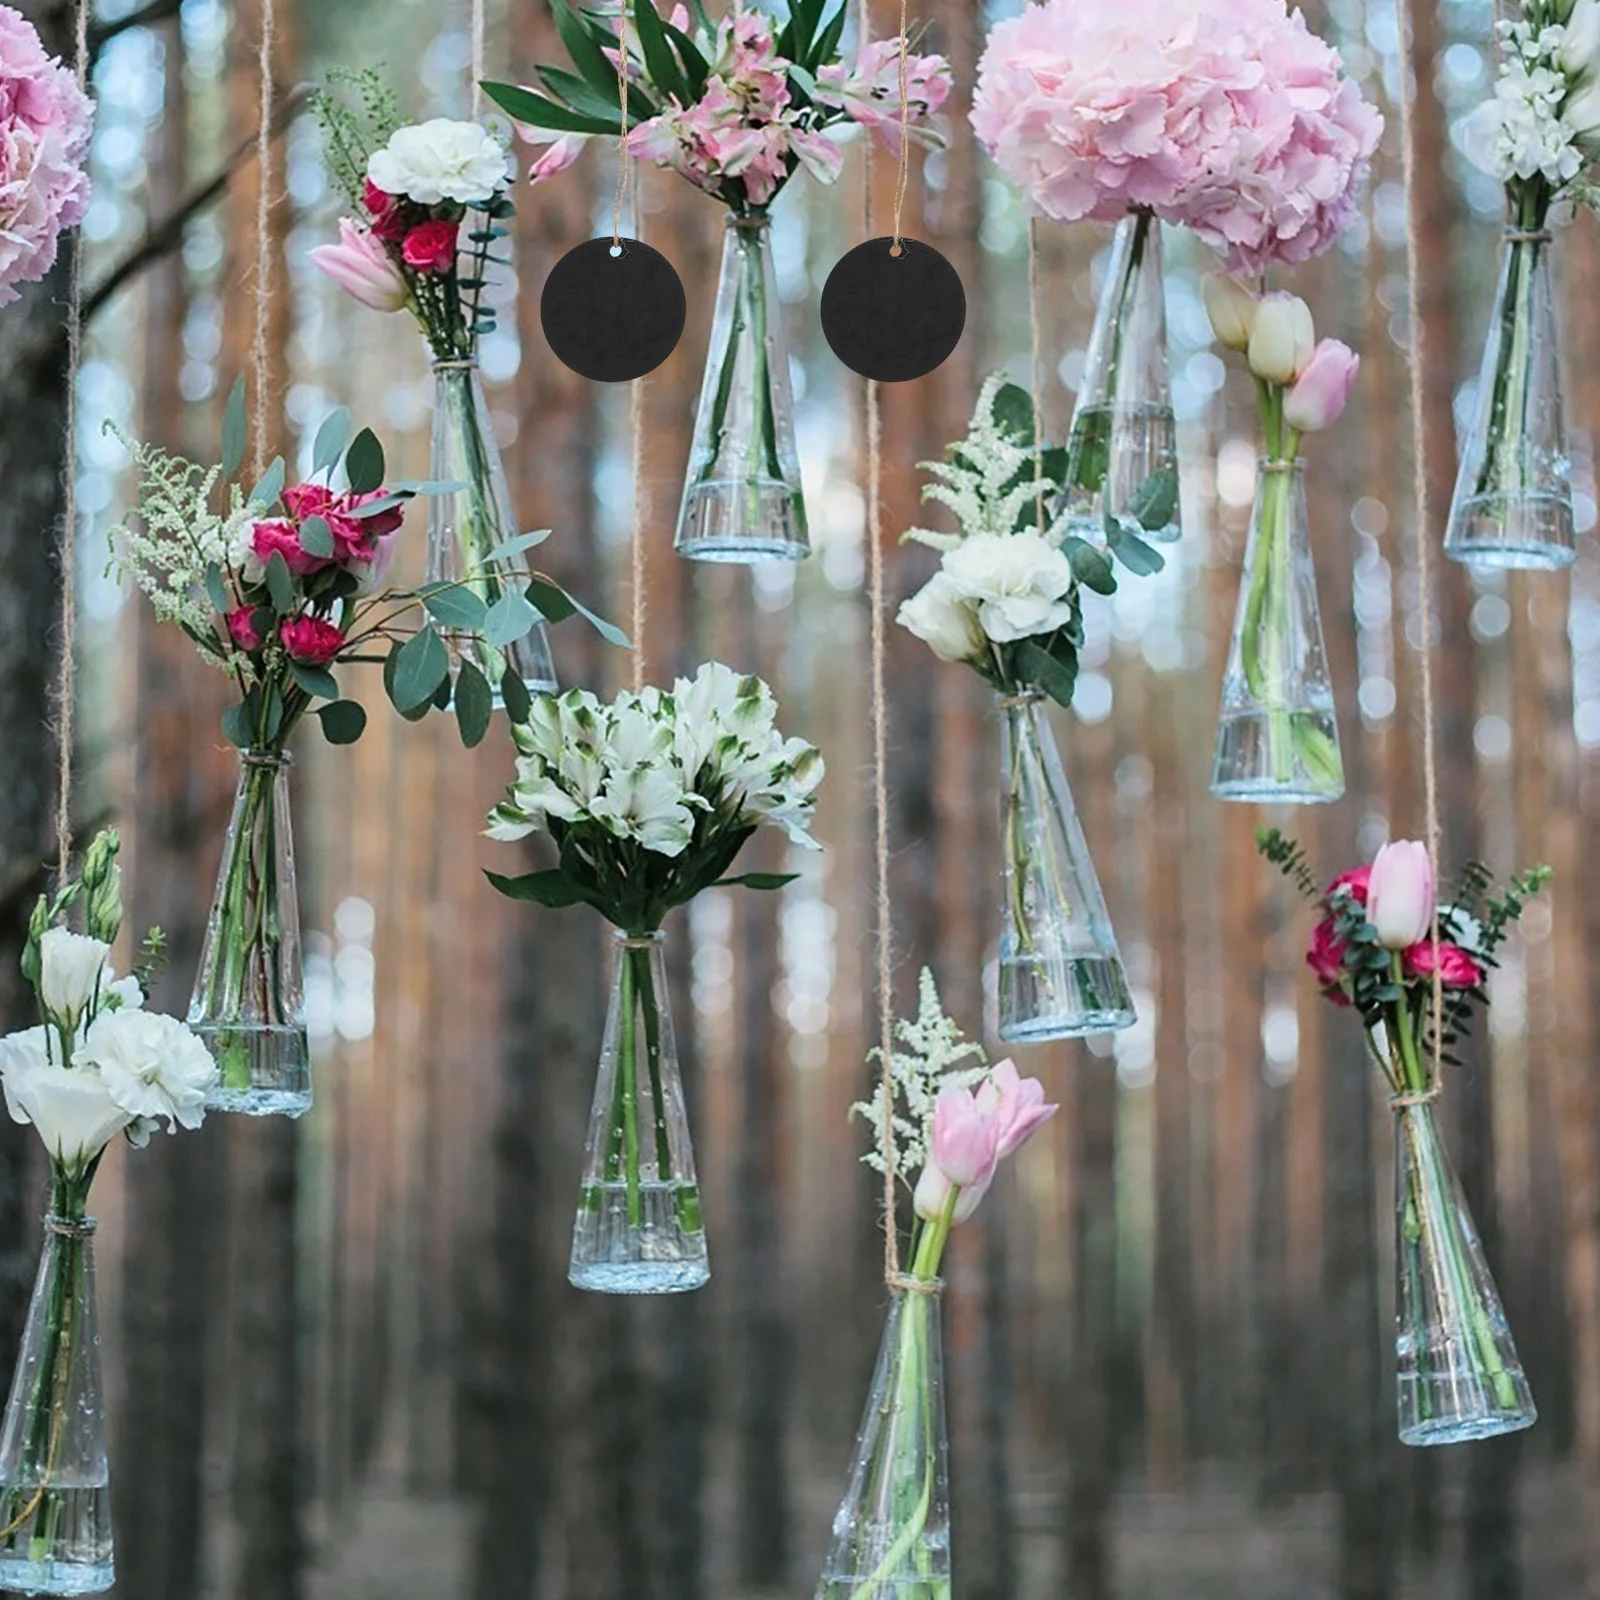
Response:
540,237,687,383
820,237,966,383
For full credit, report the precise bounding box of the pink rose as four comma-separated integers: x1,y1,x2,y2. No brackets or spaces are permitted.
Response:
401,218,458,275
279,614,345,665
339,489,403,543
1404,940,1484,990
1307,915,1351,1003
363,177,406,242
251,519,323,577
226,606,264,651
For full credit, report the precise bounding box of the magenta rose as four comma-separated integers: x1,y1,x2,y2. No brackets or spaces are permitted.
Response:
279,614,345,665
251,519,324,576
226,606,264,651
363,177,407,243
401,218,458,275
1404,940,1484,990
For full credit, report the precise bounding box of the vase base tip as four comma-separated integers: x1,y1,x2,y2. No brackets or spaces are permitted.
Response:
0,1557,115,1596
1210,709,1343,805
676,481,809,564
568,1260,710,1295
999,954,1135,1042
1446,493,1574,572
203,1086,313,1119
1399,1406,1537,1447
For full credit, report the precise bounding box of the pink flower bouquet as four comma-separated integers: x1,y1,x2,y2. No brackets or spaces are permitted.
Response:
0,3,91,306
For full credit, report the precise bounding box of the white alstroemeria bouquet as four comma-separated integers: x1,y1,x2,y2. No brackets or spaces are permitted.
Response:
486,663,823,1294
895,375,1161,1044
0,829,217,1589
815,974,1056,1596
1452,0,1600,564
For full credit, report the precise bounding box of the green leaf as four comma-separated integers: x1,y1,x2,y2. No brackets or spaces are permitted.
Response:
991,382,1037,445
1105,519,1166,577
220,701,252,748
632,0,686,103
501,667,532,724
552,0,623,98
484,868,583,908
483,529,551,563
316,699,368,745
204,562,230,617
345,428,385,494
248,455,286,510
1017,641,1079,709
1131,467,1179,533
662,20,709,94
220,376,247,476
526,577,629,647
424,585,490,631
265,552,294,612
534,64,631,125
1064,538,1117,596
288,660,339,699
299,515,336,560
391,625,451,712
481,80,619,135
712,871,800,892
484,590,540,647
312,407,351,477
454,658,493,748
346,493,407,519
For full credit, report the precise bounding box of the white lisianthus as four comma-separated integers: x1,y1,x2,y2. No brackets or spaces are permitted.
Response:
37,928,112,1032
897,571,987,664
0,1027,133,1172
940,532,1076,644
367,119,510,206
77,1009,218,1132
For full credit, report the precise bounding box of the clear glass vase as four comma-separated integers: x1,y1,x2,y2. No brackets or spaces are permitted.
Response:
813,1282,950,1599
998,694,1134,1043
569,931,709,1295
187,748,310,1118
0,1216,113,1597
1210,459,1343,804
1061,208,1181,544
1394,1100,1536,1446
1444,230,1574,571
429,360,558,699
675,214,809,564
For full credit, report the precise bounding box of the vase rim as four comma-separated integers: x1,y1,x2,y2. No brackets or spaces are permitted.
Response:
724,210,771,230
1257,456,1304,474
996,688,1046,710
888,1274,944,1298
1501,226,1552,244
614,929,665,947
430,356,479,372
44,1213,97,1237
240,746,292,768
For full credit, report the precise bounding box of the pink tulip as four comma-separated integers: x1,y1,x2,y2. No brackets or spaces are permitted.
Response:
980,1060,1058,1159
928,1085,999,1188
309,219,407,313
1284,339,1360,434
1367,840,1434,950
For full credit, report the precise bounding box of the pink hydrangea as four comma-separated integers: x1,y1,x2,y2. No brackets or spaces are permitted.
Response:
0,4,92,306
970,0,1381,273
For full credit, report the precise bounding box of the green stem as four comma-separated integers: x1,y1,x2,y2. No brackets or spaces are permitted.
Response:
618,947,642,1229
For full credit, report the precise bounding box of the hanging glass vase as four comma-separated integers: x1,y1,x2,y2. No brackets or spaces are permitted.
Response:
429,360,559,700
1444,229,1574,571
188,748,310,1118
674,213,809,564
569,931,709,1294
1393,1097,1536,1446
1210,459,1343,804
813,1282,950,1599
0,1215,113,1597
1061,208,1181,545
997,693,1134,1043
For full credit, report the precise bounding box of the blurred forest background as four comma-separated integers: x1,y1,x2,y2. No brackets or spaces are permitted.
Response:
3,0,1600,1596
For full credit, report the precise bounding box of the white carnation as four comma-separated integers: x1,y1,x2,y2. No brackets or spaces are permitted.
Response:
941,531,1076,644
77,1008,218,1132
367,119,510,206
898,571,987,664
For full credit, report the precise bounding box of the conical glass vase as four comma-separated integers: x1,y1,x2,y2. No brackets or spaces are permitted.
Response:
675,214,808,564
998,694,1134,1043
1394,1100,1536,1446
429,360,558,701
1210,460,1343,804
569,931,709,1295
814,1282,950,1599
0,1216,113,1597
1061,208,1181,544
188,748,310,1117
1444,230,1574,571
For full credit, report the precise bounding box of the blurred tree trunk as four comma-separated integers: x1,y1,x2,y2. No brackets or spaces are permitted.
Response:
114,19,231,1600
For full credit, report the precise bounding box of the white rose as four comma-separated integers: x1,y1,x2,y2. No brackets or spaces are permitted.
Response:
38,928,112,1031
940,532,1076,644
367,119,510,206
897,571,987,663
77,1008,218,1133
0,1027,133,1172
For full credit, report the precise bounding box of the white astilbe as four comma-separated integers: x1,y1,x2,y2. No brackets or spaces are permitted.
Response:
905,374,1061,552
851,969,988,1182
105,436,258,649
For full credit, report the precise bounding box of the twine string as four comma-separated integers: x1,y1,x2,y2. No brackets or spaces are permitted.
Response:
1394,0,1445,1095
629,184,646,690
1027,218,1045,533
250,0,276,481
888,0,911,254
53,0,90,883
612,3,632,248
470,0,485,118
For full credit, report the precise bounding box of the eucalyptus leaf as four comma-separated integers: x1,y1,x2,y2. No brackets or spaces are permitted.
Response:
501,667,532,725
1017,641,1079,709
1105,520,1165,577
299,515,335,560
317,699,368,745
391,625,451,713
1064,538,1117,596
220,701,252,749
312,407,351,477
265,551,294,613
288,660,339,700
1131,467,1179,533
204,563,230,617
454,658,493,748
424,585,490,631
248,456,286,511
482,529,552,563
484,590,540,648
220,377,247,476
345,428,385,495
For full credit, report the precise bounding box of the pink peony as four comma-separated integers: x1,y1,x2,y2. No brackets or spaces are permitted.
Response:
401,218,458,274
226,606,264,651
0,5,92,306
1404,940,1484,990
251,519,324,577
970,0,1380,271
279,614,345,665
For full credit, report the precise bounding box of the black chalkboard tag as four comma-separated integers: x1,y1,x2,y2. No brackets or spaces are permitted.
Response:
541,236,687,383
820,236,966,383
